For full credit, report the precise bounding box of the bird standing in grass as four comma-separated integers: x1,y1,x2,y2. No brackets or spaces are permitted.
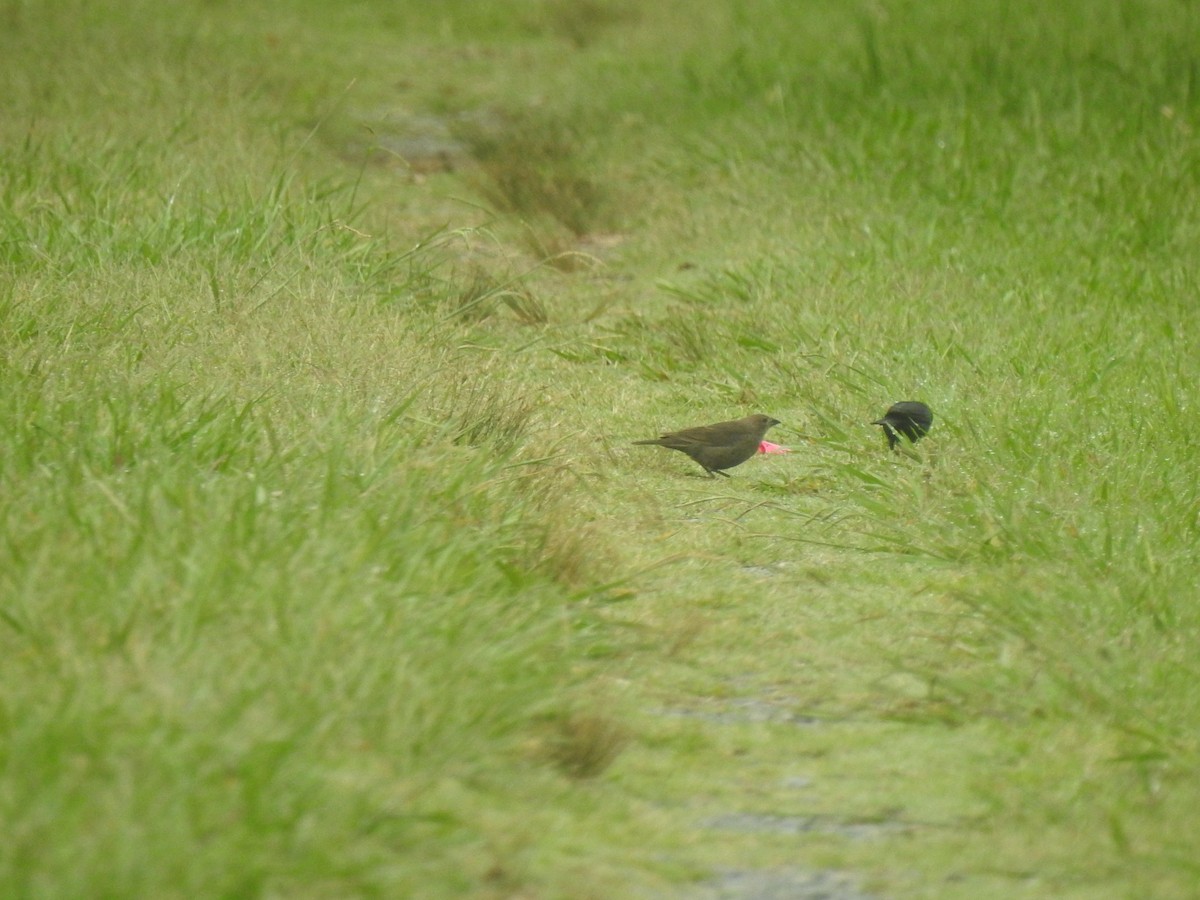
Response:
633,413,781,477
873,401,933,451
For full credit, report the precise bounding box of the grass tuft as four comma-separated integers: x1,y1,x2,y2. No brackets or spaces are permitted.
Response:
441,378,539,454
458,111,614,240
532,0,639,48
541,709,630,779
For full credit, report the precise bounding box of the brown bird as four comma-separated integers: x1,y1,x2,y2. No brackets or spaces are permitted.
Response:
633,413,781,477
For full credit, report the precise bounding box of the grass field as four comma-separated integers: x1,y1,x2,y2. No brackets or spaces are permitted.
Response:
3,1,1200,897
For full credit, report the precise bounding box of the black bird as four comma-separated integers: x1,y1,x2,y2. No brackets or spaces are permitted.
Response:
633,413,781,477
873,401,933,451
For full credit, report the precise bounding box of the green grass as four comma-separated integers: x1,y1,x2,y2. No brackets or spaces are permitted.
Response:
3,0,1200,897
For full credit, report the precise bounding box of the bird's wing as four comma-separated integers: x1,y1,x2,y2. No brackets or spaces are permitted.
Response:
660,430,720,449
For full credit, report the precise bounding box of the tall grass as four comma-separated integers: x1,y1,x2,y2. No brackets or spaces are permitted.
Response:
0,227,617,899
0,5,637,896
